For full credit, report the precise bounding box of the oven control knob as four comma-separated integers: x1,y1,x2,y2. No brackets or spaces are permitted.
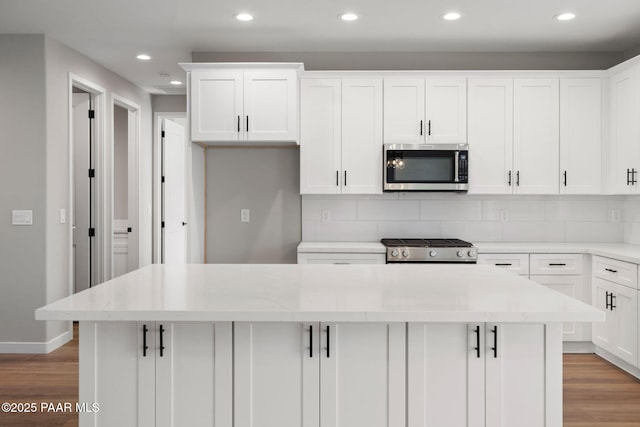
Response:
468,250,476,257
402,250,410,258
390,249,399,257
457,250,465,257
429,250,437,257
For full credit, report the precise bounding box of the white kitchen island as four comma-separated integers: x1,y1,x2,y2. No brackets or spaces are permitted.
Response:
36,264,604,427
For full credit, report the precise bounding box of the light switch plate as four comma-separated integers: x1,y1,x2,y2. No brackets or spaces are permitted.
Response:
59,209,66,224
240,209,250,223
12,210,33,225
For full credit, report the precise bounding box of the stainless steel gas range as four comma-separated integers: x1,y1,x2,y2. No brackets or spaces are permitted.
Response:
381,238,477,264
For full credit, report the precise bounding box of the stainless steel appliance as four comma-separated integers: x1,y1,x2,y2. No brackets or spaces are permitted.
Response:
383,143,469,192
381,238,477,263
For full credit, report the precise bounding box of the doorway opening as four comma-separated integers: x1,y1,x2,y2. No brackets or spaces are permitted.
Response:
111,95,140,278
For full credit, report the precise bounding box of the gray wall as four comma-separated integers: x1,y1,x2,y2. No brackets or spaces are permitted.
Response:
0,35,48,343
152,95,186,113
191,144,205,263
113,105,128,219
206,148,301,264
193,51,625,70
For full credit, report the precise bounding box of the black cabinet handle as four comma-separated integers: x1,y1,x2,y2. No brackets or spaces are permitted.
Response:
336,171,339,187
610,294,617,311
159,324,165,357
326,325,330,358
495,263,512,266
605,268,618,273
516,171,520,186
143,324,149,357
627,169,631,186
344,171,347,187
474,325,480,358
127,227,132,233
508,171,512,186
309,325,313,358
428,120,431,136
633,169,638,185
563,171,567,187
491,325,498,358
548,263,566,266
237,116,240,132
420,120,423,136
246,116,249,132
182,222,188,226
605,291,611,310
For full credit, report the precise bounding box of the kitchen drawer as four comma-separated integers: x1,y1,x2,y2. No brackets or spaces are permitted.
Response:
592,256,638,289
477,253,529,275
297,253,386,264
529,254,583,275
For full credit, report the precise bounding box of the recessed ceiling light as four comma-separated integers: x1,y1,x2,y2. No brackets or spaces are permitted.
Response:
235,13,254,21
555,12,576,21
136,54,151,61
339,12,359,21
169,80,183,86
443,12,462,21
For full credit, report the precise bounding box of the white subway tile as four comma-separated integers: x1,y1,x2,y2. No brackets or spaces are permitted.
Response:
358,200,420,221
624,197,640,222
440,221,502,242
314,221,378,242
420,200,482,221
624,222,640,245
302,199,358,221
565,222,624,242
501,221,565,242
301,221,317,241
482,200,545,221
544,200,608,222
377,222,441,239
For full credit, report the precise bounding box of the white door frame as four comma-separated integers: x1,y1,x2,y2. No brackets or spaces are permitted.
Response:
111,94,141,277
153,112,190,264
68,73,106,293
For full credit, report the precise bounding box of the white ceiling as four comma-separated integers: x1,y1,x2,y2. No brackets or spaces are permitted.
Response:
2,0,640,94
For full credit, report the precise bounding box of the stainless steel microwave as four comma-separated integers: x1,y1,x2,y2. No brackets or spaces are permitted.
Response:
383,143,469,191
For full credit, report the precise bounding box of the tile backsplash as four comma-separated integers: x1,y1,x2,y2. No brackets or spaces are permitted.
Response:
302,194,633,243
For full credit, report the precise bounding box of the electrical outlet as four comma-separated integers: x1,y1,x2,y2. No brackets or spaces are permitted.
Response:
500,209,509,222
59,209,66,224
321,209,331,223
611,209,621,223
240,209,250,223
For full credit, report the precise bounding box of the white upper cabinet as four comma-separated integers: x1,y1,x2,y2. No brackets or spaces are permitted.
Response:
384,78,466,143
300,78,382,195
513,79,560,194
189,66,299,143
560,78,603,194
608,66,640,193
468,79,514,194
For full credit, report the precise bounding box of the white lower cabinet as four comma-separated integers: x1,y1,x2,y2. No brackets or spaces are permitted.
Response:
297,252,385,264
530,275,586,341
592,277,638,366
234,322,406,427
79,322,232,427
408,323,560,427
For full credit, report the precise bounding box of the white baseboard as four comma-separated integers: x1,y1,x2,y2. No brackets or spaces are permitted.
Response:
595,347,640,380
0,330,73,354
563,341,595,354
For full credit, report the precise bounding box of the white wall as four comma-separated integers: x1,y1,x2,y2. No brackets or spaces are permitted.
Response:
303,194,626,243
0,35,48,345
191,144,205,263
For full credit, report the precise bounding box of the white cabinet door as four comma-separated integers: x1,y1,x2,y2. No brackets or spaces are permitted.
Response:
300,79,342,194
341,79,383,194
407,323,484,427
467,79,514,194
234,322,319,427
485,324,550,427
190,71,243,141
320,323,406,427
608,69,640,193
383,79,425,143
425,79,467,143
560,78,602,194
609,282,638,366
80,322,155,427
156,322,233,427
513,79,560,194
244,70,298,141
592,278,616,352
530,275,585,341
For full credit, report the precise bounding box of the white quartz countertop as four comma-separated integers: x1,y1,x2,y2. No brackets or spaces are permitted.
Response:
36,264,603,323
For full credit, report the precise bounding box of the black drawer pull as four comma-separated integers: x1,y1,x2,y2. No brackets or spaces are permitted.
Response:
548,263,566,266
309,325,313,358
495,263,512,266
491,325,498,358
605,268,618,273
473,325,480,358
159,324,165,357
326,325,330,358
143,324,149,357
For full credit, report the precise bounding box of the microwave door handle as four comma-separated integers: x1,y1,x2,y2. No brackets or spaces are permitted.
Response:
454,153,459,182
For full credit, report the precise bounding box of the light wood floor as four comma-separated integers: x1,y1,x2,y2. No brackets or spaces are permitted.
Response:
1,325,639,426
